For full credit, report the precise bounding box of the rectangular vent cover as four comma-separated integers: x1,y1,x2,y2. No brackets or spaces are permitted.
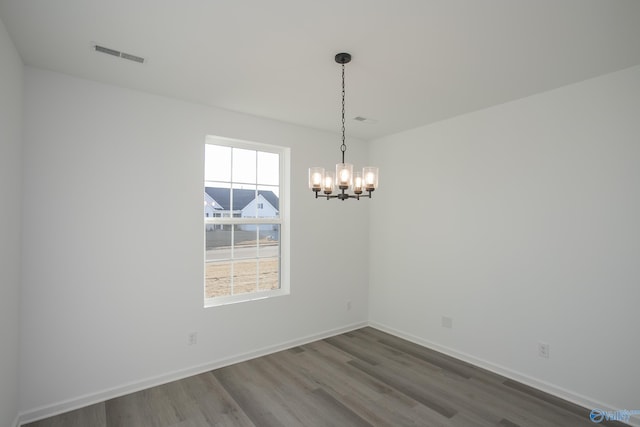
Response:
93,44,145,64
353,116,378,124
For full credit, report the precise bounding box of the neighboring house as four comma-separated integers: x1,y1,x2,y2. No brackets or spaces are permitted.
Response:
204,187,279,231
204,192,223,218
240,193,278,219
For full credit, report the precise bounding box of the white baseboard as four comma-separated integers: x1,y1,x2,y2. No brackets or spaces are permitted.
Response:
368,320,640,427
18,321,367,426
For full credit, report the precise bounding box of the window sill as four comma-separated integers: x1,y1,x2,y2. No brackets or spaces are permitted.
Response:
204,288,289,308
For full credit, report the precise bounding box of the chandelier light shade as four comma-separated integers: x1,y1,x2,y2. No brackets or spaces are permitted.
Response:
363,166,379,190
309,52,379,201
336,163,353,188
323,171,335,194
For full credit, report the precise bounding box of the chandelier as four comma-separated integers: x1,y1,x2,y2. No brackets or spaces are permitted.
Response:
309,52,379,200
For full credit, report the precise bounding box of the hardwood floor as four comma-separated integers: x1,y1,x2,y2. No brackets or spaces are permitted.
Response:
24,327,626,427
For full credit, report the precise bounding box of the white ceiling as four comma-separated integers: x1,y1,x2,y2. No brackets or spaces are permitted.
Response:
2,0,640,140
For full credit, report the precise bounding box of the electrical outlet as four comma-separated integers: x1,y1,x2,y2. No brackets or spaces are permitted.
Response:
188,332,198,346
441,316,453,329
538,342,550,358
347,300,352,311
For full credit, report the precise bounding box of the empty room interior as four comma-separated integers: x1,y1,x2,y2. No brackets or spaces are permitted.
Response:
1,1,639,426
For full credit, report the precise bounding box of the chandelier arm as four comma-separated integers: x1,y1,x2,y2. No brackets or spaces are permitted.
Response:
312,189,373,200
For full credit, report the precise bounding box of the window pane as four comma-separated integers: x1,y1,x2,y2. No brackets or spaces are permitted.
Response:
205,261,232,298
258,224,279,258
232,185,257,217
232,148,256,184
257,151,279,185
233,225,257,260
205,145,231,182
232,260,258,295
258,258,279,291
205,226,232,261
205,185,230,218
257,186,279,218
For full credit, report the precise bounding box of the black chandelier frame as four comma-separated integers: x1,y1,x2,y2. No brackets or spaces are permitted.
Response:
313,52,375,201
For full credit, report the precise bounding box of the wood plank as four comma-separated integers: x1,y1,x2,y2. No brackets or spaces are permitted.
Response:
323,335,380,366
348,359,458,419
275,339,449,426
310,388,374,427
499,419,522,427
212,363,294,427
23,402,106,427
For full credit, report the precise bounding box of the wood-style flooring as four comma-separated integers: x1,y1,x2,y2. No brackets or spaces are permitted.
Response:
24,327,626,427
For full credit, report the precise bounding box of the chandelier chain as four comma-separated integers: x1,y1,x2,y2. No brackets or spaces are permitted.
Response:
340,63,346,164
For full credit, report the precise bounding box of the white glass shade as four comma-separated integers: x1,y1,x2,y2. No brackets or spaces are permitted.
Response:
308,167,324,191
363,167,379,191
336,163,353,189
322,171,335,194
353,171,363,194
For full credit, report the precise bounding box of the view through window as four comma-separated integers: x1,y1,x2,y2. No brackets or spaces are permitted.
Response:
204,137,287,305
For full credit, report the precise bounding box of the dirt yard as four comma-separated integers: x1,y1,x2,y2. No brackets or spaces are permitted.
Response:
204,229,280,298
205,258,279,298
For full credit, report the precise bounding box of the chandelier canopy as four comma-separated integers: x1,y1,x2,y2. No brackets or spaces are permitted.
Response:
309,52,379,201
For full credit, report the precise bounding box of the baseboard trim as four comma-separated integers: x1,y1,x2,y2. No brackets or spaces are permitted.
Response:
368,320,639,427
18,321,367,426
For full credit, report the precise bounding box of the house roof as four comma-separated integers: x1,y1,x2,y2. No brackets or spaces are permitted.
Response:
205,187,279,211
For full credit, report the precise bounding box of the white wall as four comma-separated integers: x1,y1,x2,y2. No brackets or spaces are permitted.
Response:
0,16,23,427
20,67,369,420
369,65,640,415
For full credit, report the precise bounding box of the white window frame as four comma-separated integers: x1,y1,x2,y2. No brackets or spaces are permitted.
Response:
204,135,290,307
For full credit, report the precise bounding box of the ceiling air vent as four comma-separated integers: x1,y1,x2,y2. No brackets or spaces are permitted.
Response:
93,44,145,64
353,116,378,124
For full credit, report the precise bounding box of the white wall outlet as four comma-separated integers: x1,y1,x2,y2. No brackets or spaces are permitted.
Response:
538,342,550,358
347,300,352,311
188,332,198,346
441,316,453,329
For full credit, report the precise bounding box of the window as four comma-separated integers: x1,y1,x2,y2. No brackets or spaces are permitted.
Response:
204,136,289,306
